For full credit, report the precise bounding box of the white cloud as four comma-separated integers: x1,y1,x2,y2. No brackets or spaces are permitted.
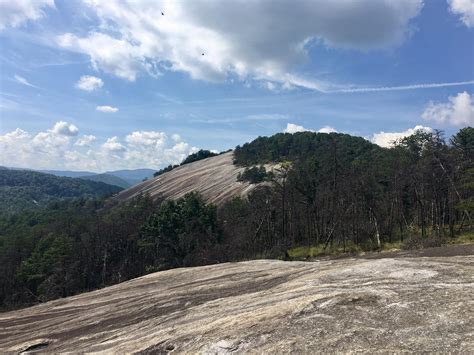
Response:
0,122,197,171
0,0,54,30
123,131,199,168
96,105,118,113
13,74,37,88
421,91,474,127
102,136,125,152
372,125,433,148
448,0,474,27
51,121,79,136
57,0,423,88
318,126,337,133
75,134,96,146
75,75,104,91
328,80,474,93
284,123,337,134
284,123,312,134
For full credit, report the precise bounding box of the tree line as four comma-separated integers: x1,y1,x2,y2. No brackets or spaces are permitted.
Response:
0,127,472,310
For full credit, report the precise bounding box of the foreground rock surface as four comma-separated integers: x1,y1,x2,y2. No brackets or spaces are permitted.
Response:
1,248,473,353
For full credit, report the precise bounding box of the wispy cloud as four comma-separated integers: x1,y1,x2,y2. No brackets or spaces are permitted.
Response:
155,93,183,105
13,74,38,88
324,80,474,94
259,76,474,94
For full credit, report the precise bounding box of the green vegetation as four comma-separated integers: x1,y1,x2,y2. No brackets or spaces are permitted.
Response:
0,193,224,309
447,230,474,244
0,170,122,215
0,127,472,311
230,128,473,252
141,192,220,270
237,165,269,183
181,149,219,165
287,231,473,260
153,163,179,177
154,149,219,177
77,173,130,189
234,132,379,166
287,243,362,259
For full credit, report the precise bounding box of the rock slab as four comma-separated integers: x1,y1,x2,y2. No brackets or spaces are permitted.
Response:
1,253,473,353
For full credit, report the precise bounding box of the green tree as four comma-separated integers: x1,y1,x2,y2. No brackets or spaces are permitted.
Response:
142,193,220,269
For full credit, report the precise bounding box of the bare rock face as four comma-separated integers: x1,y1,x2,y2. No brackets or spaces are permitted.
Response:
114,152,258,206
1,253,473,353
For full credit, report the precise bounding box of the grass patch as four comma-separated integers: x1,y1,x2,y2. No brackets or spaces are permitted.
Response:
381,241,404,251
288,230,473,260
447,230,474,245
287,242,363,260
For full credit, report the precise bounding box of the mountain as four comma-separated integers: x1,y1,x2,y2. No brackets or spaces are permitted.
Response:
40,168,155,186
114,131,383,206
115,151,276,206
39,169,96,178
0,169,123,215
77,173,131,189
1,247,471,353
104,168,156,185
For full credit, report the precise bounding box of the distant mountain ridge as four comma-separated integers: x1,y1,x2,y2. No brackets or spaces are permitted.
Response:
33,168,155,186
0,169,123,215
104,169,156,185
77,173,131,189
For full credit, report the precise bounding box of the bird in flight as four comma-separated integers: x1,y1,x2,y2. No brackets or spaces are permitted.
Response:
202,53,205,56
161,11,164,16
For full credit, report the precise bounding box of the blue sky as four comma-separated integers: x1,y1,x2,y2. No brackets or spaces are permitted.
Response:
0,0,473,172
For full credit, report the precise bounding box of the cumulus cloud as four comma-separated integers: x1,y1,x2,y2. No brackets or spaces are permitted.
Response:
75,134,96,146
75,75,104,91
284,123,337,134
285,123,312,134
0,122,198,171
448,0,474,27
318,126,337,133
51,121,79,136
372,125,433,148
0,0,54,30
96,105,118,113
102,136,125,152
421,91,474,127
57,0,423,87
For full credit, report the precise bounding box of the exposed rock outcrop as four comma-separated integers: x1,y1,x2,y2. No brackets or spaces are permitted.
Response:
1,248,473,353
114,152,258,205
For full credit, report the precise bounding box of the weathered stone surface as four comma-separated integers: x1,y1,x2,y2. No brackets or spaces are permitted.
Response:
114,152,258,206
1,250,473,353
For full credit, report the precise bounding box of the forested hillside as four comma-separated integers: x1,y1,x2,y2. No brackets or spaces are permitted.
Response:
77,173,131,189
233,128,473,250
0,170,123,215
0,128,472,310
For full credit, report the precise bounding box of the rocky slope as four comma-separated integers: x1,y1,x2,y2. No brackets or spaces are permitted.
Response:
115,151,265,205
1,246,473,353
